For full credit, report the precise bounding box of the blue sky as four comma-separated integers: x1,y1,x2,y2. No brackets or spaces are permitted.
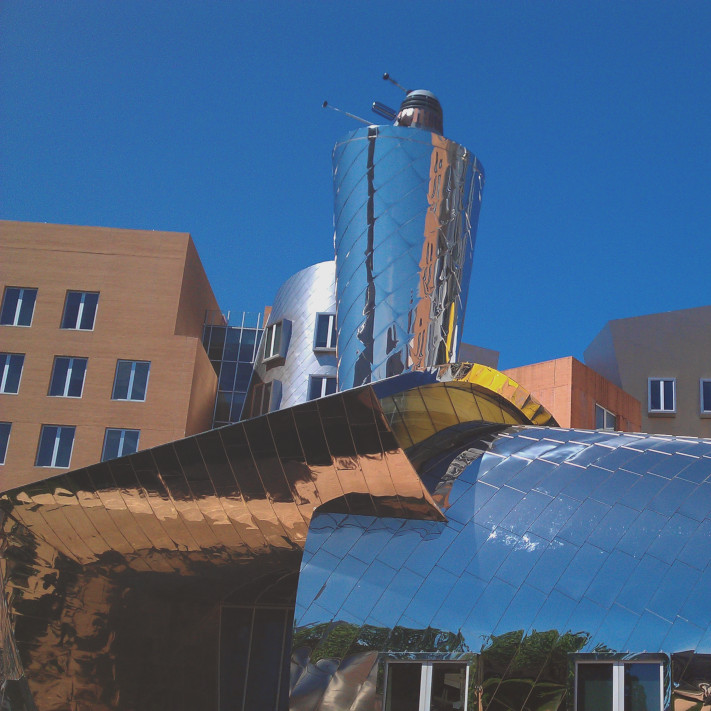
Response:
3,1,710,369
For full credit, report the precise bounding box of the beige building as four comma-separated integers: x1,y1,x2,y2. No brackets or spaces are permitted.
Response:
584,305,711,437
0,221,219,490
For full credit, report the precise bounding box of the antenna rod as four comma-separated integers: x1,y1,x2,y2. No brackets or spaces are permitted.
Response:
322,101,371,125
382,72,408,93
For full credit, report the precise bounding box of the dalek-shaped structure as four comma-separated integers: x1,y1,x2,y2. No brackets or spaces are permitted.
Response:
332,87,485,389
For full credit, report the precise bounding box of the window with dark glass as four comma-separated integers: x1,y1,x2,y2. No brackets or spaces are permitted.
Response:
308,375,337,400
314,313,337,350
263,322,283,360
0,422,10,464
576,661,663,711
0,353,24,394
48,356,87,397
36,425,75,468
385,661,468,711
249,381,273,417
1,287,37,326
61,291,99,330
648,378,675,413
700,379,711,414
102,428,140,461
595,404,617,430
112,360,150,401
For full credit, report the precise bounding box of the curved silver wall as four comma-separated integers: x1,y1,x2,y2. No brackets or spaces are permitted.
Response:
245,260,336,414
333,124,484,389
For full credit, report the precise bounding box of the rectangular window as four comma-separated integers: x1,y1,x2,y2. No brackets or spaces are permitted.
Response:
0,353,25,394
0,422,10,464
112,360,150,401
0,287,37,327
314,313,337,350
263,322,283,360
36,425,75,468
308,375,337,400
248,381,273,417
576,661,663,711
385,661,468,711
648,378,675,413
102,428,140,461
595,404,617,430
48,356,87,397
700,379,711,414
61,291,99,330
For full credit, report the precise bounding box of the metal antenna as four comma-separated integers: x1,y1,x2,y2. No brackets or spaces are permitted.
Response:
322,101,371,125
383,72,409,94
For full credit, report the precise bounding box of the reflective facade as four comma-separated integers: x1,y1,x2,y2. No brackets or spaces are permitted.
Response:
245,261,337,416
333,124,484,389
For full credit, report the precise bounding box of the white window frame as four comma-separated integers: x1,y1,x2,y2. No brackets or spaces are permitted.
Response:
263,322,283,361
102,428,140,461
0,353,24,394
314,312,337,351
36,425,75,468
384,660,469,711
1,287,37,327
61,291,99,331
700,379,711,415
648,377,676,414
574,659,664,711
112,360,151,401
308,374,337,400
0,422,10,465
595,403,617,430
49,356,88,398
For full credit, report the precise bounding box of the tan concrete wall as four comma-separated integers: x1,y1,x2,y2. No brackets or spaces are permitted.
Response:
0,221,218,490
504,356,641,431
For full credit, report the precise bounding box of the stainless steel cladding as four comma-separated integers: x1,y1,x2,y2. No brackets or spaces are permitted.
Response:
244,261,337,417
333,124,484,389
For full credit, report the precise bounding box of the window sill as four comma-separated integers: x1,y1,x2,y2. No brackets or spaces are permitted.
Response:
648,410,676,417
313,347,336,353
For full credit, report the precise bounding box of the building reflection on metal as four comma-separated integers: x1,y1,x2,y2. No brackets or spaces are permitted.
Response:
333,116,485,389
0,370,549,709
245,261,337,417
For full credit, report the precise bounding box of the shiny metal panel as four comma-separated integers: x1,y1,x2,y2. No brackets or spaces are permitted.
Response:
292,427,711,711
333,125,484,388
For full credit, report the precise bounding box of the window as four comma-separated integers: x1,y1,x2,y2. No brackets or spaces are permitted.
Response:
595,404,617,430
48,357,87,397
61,291,99,330
249,381,273,417
385,661,468,711
648,378,675,413
700,379,711,414
308,375,337,400
263,322,283,360
112,360,150,401
36,425,75,468
0,423,10,464
102,428,140,461
0,353,24,394
0,287,37,326
314,312,337,350
576,660,663,711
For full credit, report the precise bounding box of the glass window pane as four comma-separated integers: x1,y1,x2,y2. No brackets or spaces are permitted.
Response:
215,392,231,422
624,664,661,711
17,288,36,326
431,663,466,711
102,430,122,461
230,392,246,421
219,361,237,391
50,358,70,396
577,663,613,711
131,362,150,400
663,380,674,410
219,607,253,711
37,427,57,466
386,663,421,711
308,377,321,401
325,377,337,395
224,328,241,361
239,329,256,362
122,430,139,455
1,288,20,324
56,427,74,467
209,326,226,360
650,381,661,411
235,363,252,391
264,327,274,358
315,314,330,348
703,381,711,412
3,354,24,393
113,362,131,399
79,292,99,329
62,292,81,328
0,422,11,464
272,323,282,355
67,359,87,397
596,405,605,429
243,609,286,710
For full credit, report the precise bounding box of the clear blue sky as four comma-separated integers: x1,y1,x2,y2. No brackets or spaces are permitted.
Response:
3,1,710,369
